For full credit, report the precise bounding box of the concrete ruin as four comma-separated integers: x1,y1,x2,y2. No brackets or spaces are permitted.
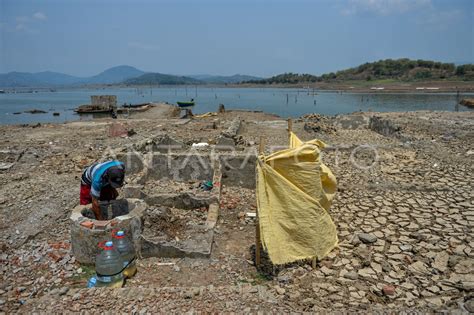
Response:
69,115,259,264
91,95,117,109
70,147,259,264
76,95,117,113
125,152,222,259
368,116,402,137
70,199,146,264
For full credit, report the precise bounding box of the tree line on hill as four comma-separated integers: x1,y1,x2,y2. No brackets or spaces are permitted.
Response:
243,59,474,84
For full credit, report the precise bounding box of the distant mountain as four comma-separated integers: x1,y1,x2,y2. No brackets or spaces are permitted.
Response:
188,74,263,84
81,65,145,84
0,65,262,87
0,71,81,87
124,73,202,85
0,65,145,87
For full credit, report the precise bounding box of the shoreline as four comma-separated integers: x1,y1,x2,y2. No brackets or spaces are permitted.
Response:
1,80,473,94
1,104,473,127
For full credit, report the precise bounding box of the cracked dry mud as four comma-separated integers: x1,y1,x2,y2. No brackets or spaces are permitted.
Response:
0,106,473,313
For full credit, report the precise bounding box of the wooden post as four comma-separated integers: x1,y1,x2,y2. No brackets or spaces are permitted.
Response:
287,118,293,140
255,137,265,268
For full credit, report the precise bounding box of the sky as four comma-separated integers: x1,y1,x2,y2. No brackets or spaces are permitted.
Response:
0,0,472,77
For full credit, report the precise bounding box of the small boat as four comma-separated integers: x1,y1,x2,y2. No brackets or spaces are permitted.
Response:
24,109,47,114
117,104,153,113
74,104,113,114
121,102,151,108
177,99,195,107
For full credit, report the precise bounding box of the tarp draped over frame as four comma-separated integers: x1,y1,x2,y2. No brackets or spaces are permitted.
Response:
256,132,338,265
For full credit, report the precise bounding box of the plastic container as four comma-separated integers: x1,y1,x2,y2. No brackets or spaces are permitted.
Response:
95,241,124,288
87,276,97,288
112,230,137,278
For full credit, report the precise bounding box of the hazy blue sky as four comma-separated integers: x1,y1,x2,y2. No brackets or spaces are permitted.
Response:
0,0,472,77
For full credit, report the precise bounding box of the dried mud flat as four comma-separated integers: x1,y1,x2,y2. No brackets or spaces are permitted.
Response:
0,104,473,313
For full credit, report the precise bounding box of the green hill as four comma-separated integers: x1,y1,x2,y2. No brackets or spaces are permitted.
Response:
245,73,319,84
124,73,202,85
332,59,473,81
189,74,263,84
245,59,474,84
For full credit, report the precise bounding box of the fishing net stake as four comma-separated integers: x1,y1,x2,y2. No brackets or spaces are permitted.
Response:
255,136,265,268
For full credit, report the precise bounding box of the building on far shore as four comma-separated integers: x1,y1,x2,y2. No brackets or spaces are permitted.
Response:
90,95,117,109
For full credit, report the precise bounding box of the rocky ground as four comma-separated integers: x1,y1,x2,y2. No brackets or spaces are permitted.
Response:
0,104,473,313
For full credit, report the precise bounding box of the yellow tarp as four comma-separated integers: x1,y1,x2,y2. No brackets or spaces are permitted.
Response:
194,112,217,118
256,132,338,265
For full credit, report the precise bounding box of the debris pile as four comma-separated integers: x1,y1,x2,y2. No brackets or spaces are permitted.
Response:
142,206,208,240
142,180,213,196
300,114,337,134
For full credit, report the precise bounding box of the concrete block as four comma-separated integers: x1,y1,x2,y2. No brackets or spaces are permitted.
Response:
216,136,235,151
219,154,256,189
140,225,213,259
146,154,214,182
206,203,219,228
123,184,145,199
222,118,242,138
145,193,218,210
369,116,401,137
117,152,145,175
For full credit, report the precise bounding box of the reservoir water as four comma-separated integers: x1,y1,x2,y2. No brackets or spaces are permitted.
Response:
0,87,472,125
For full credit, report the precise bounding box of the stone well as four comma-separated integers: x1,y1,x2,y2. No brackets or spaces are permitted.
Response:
70,198,146,264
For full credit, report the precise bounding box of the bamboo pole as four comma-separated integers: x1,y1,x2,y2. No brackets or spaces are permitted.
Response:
255,137,265,268
287,118,293,137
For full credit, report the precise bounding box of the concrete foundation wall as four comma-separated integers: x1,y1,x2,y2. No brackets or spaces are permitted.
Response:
147,154,214,182
140,226,213,259
369,116,401,137
117,152,146,175
220,154,256,189
144,193,218,209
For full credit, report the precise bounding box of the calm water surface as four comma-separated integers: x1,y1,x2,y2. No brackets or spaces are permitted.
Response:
0,87,472,125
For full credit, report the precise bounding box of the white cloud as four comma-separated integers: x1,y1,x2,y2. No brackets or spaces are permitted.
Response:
419,9,464,30
128,42,161,52
11,11,47,33
16,23,27,31
14,23,38,34
33,12,47,21
16,16,30,23
342,0,432,16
